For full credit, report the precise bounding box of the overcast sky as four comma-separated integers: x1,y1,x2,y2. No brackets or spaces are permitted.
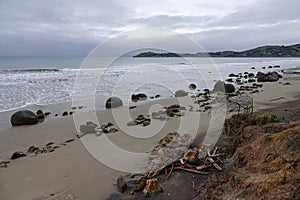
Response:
0,0,299,56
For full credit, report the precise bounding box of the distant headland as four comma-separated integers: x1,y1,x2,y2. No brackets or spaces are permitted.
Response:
133,44,300,57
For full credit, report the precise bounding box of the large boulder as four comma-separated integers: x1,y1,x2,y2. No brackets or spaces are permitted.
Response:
257,72,282,82
225,83,235,93
105,97,123,109
213,81,235,93
10,110,38,126
175,90,188,97
213,81,226,92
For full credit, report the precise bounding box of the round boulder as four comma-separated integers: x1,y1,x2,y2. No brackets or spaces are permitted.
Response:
213,81,226,92
188,83,197,90
175,90,188,97
105,97,123,109
10,110,38,126
225,83,235,93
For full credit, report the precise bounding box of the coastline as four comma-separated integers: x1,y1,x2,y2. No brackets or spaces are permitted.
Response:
0,73,300,200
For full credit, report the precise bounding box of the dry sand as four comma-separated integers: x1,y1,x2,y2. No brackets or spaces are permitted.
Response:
0,74,300,200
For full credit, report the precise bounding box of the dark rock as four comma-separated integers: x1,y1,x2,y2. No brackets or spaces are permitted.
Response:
10,110,38,126
129,106,137,109
105,97,123,109
274,65,280,68
44,112,51,117
226,78,234,82
78,106,84,109
62,111,68,116
228,73,239,77
268,66,273,68
248,73,255,78
248,79,256,83
69,111,73,115
131,93,147,102
283,82,291,85
244,72,249,74
11,151,27,160
54,114,58,116
155,94,161,98
188,83,197,90
251,67,255,69
175,90,188,97
262,67,266,69
257,72,282,82
71,106,77,110
225,84,235,93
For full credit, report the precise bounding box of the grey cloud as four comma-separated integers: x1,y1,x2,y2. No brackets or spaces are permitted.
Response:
0,0,299,56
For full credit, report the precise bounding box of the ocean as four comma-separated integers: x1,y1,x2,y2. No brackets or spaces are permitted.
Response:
1,56,300,112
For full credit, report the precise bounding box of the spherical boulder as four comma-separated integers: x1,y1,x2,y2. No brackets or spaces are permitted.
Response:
188,83,197,90
175,90,188,97
213,81,226,92
105,97,123,109
10,110,38,126
225,83,235,93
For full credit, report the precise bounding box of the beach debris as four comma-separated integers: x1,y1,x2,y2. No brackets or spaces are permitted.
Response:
10,110,38,126
143,178,163,196
0,161,10,168
117,174,146,194
11,151,27,160
79,121,118,137
105,96,123,109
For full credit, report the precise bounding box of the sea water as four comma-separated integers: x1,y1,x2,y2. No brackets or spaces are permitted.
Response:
1,56,300,112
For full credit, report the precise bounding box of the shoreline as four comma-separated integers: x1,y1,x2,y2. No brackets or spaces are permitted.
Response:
0,73,300,199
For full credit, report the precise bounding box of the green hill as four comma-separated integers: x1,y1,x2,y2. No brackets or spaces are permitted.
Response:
133,44,300,57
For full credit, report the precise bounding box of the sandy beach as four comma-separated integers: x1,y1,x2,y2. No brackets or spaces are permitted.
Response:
1,73,300,200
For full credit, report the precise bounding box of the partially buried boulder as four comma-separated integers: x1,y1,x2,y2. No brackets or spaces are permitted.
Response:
10,110,38,126
11,151,27,160
105,97,123,109
175,90,188,97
